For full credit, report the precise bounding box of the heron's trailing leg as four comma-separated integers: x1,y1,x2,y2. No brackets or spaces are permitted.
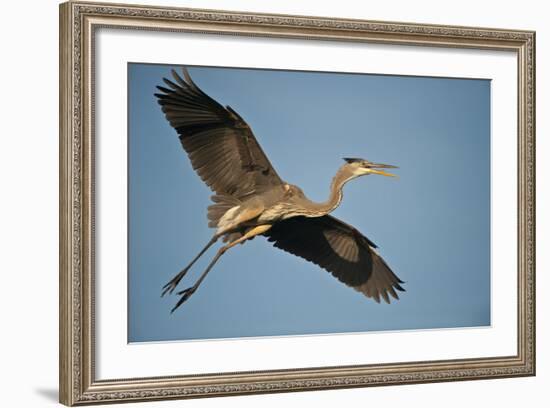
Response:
161,236,219,297
170,225,272,313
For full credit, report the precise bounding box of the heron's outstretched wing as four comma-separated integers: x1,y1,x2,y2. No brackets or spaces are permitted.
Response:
265,215,405,303
155,67,283,198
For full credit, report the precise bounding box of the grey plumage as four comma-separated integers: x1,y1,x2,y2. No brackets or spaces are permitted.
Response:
266,216,404,303
155,67,404,313
155,68,282,198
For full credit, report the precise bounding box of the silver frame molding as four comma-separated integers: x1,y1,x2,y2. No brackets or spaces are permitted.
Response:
59,1,535,405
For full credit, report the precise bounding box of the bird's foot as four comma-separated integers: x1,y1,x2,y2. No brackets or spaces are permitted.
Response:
161,269,190,297
170,286,197,313
161,279,179,297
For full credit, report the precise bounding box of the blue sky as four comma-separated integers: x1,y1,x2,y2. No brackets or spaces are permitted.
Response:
128,63,491,342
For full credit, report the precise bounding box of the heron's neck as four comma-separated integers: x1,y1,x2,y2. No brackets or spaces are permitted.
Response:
311,166,357,215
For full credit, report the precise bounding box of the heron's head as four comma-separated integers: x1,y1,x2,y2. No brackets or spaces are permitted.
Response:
342,157,398,178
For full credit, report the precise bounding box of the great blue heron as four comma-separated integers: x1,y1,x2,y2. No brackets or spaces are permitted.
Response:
155,67,404,313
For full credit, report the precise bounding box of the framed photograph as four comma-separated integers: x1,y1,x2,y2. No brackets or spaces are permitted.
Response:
59,1,536,405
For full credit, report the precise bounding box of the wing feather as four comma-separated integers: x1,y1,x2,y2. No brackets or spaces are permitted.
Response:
266,215,405,303
155,67,284,198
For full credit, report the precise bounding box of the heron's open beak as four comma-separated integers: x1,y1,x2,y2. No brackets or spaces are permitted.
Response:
367,163,398,178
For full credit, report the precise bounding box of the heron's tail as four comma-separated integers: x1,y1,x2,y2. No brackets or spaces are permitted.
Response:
207,194,244,243
207,194,241,228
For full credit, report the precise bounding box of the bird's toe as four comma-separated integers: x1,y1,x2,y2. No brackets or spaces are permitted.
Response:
170,286,197,313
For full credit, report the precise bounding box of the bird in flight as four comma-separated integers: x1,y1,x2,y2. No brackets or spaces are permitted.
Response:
155,67,404,313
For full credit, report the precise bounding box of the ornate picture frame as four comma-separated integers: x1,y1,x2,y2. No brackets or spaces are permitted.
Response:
59,1,535,405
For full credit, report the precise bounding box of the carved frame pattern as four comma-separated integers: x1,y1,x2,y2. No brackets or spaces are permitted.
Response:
59,1,535,405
